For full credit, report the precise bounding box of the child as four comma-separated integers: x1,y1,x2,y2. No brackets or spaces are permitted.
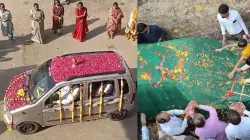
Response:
215,39,250,79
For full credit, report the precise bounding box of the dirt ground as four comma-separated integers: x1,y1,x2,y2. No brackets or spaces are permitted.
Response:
139,0,250,39
0,0,137,139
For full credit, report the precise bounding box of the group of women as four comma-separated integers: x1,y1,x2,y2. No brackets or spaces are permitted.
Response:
0,1,138,44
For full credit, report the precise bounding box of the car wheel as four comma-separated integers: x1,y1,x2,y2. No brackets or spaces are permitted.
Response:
17,122,41,135
109,109,128,121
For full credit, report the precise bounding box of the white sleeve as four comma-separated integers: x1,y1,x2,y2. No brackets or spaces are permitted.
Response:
236,11,249,35
244,110,250,117
225,127,235,140
218,18,226,35
162,110,184,116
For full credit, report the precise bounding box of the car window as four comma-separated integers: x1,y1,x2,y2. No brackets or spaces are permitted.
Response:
88,80,115,99
45,84,82,108
118,78,129,94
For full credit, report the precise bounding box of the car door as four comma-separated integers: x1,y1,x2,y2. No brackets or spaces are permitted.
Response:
84,77,118,120
116,76,134,110
42,85,72,126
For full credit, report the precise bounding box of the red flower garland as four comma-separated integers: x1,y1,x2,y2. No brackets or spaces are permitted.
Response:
51,52,126,83
5,72,28,111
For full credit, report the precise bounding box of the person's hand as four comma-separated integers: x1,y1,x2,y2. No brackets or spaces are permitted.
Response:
190,101,199,108
228,71,235,79
140,113,147,126
222,38,227,46
235,67,241,72
234,103,245,116
215,48,223,53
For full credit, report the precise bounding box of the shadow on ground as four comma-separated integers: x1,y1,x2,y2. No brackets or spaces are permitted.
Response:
0,39,21,62
0,121,7,135
44,18,100,44
0,18,100,61
0,65,37,101
86,24,106,40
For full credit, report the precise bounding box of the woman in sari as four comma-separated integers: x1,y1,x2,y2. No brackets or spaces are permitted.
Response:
106,2,124,39
125,8,137,41
72,2,89,42
0,3,14,40
30,3,45,44
52,0,64,34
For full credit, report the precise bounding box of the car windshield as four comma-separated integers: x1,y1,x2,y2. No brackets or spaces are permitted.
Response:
29,59,56,103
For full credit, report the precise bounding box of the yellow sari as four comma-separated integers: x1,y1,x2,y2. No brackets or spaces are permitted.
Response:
125,9,137,41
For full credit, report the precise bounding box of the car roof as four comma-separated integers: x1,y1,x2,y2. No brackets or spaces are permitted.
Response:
50,51,126,83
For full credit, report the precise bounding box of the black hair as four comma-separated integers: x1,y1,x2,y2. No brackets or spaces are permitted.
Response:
246,57,250,65
184,136,197,140
137,23,148,33
238,39,248,48
193,114,206,128
34,3,39,7
78,2,83,6
227,109,241,125
54,0,60,5
113,2,118,7
218,4,229,14
0,3,5,8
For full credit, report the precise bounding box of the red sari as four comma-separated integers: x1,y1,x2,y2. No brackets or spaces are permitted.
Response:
72,7,89,42
52,5,64,31
106,7,124,36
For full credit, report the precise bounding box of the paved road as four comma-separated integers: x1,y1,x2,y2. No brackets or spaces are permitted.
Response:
0,0,137,139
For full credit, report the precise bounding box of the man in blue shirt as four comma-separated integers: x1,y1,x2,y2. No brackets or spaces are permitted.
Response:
137,23,164,44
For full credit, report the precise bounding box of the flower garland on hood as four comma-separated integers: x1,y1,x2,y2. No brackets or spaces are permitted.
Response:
4,72,28,111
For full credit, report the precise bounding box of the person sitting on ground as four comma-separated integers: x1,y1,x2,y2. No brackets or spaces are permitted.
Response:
137,23,164,44
217,4,250,46
215,39,250,79
226,109,250,140
54,85,80,105
141,113,191,140
190,101,227,140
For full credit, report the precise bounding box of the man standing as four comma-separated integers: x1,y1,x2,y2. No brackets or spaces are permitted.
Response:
217,4,249,46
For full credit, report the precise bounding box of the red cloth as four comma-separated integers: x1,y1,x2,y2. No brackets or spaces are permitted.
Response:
52,5,64,30
72,7,89,42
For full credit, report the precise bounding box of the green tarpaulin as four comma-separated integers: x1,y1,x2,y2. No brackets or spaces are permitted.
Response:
137,38,250,118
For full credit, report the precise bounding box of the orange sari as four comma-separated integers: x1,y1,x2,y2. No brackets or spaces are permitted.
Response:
106,7,124,36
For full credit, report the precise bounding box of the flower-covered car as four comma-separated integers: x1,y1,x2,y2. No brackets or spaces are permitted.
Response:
3,51,136,135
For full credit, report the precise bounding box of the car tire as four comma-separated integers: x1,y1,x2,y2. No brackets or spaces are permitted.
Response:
109,109,128,121
17,121,41,135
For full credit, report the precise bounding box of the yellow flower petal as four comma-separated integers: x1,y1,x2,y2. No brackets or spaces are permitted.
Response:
173,28,179,33
198,7,204,12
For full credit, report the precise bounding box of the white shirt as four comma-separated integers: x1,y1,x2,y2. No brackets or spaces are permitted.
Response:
158,110,188,136
98,83,113,95
56,86,80,105
225,110,250,140
217,10,249,35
